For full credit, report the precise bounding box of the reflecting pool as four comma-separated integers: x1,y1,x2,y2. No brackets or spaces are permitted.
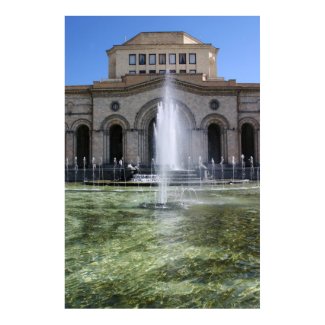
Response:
65,184,260,308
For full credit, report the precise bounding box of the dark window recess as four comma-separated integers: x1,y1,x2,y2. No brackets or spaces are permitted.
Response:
149,54,156,65
109,125,123,164
241,123,255,165
139,54,146,65
169,70,176,74
148,118,156,162
159,70,166,74
139,70,146,74
149,70,156,74
76,125,90,167
169,53,176,64
189,53,196,64
159,54,166,64
208,124,221,163
129,54,136,65
179,53,186,64
129,70,136,74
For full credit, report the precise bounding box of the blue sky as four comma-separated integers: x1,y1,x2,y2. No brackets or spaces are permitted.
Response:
65,16,259,85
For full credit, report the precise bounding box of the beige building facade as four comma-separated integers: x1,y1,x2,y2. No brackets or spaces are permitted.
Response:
108,32,218,78
65,32,260,169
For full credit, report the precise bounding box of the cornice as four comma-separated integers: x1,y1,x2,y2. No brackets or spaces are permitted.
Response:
65,78,259,97
91,78,259,97
65,87,92,95
107,43,216,55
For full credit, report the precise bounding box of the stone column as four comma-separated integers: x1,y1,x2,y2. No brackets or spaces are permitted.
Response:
191,129,206,166
125,129,139,164
226,128,239,164
221,127,228,164
65,130,74,165
202,129,208,164
103,129,109,164
255,128,260,164
138,129,145,165
91,129,104,163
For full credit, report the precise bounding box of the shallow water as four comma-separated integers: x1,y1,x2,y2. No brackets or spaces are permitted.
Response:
65,183,260,308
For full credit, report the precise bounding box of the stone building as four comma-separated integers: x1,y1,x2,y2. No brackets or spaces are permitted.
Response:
65,32,260,169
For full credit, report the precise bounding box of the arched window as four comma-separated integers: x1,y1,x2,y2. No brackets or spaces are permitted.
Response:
241,123,255,164
76,125,90,167
109,125,123,163
208,123,221,163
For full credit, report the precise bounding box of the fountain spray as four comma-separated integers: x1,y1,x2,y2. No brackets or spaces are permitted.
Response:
220,156,224,188
83,157,86,183
113,157,117,187
241,154,245,180
92,157,96,187
211,158,215,188
74,156,78,185
155,76,184,205
250,156,254,181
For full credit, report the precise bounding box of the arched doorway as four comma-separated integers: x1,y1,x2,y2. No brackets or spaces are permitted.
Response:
200,113,230,164
76,125,90,167
135,98,196,165
208,123,221,163
148,118,156,163
241,123,255,164
109,125,123,163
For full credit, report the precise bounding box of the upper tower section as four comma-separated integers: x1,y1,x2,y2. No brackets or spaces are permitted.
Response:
106,32,219,79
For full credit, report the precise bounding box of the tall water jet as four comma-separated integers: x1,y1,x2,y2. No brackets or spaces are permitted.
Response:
92,157,96,187
150,158,155,188
113,157,117,187
100,157,104,182
241,154,245,180
211,158,215,188
220,156,225,188
187,156,191,187
155,76,184,205
74,156,78,185
232,156,235,182
119,157,126,187
249,156,254,181
136,156,141,191
98,157,103,185
83,157,86,183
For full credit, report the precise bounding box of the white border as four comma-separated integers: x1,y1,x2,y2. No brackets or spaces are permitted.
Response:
1,1,325,324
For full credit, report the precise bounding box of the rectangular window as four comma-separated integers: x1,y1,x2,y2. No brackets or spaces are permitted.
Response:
189,53,196,64
169,70,176,74
180,70,186,74
149,54,156,65
159,70,166,74
159,54,166,65
139,54,146,65
189,69,196,74
129,54,136,65
169,53,176,64
129,70,136,74
149,70,156,74
179,53,186,64
139,70,146,74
